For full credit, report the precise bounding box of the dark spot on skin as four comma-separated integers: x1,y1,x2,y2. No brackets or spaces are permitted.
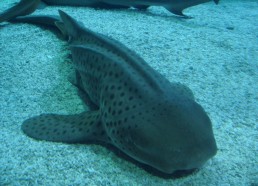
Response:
110,94,115,99
101,131,105,136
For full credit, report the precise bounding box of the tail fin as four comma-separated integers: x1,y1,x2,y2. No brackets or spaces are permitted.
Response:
9,15,60,27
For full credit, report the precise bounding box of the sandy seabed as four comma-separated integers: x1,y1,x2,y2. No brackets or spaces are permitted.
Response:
0,0,257,185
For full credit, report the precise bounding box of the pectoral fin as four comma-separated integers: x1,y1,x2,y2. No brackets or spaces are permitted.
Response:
165,6,187,17
22,111,108,143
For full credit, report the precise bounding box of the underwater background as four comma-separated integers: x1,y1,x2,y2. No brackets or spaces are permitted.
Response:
0,0,257,185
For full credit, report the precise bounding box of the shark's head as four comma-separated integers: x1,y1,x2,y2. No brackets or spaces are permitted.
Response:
123,95,217,174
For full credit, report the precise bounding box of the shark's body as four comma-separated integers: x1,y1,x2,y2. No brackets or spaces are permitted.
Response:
0,0,219,23
19,10,217,174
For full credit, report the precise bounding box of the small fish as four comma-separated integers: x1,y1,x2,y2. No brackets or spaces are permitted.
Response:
0,0,220,23
20,10,217,174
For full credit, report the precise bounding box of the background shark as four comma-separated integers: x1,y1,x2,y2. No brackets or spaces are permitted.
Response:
0,0,219,23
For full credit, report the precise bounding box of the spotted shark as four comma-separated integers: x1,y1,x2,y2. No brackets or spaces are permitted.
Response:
17,10,217,174
0,0,220,23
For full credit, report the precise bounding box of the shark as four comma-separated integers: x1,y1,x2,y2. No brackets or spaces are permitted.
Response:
17,10,217,174
0,0,220,23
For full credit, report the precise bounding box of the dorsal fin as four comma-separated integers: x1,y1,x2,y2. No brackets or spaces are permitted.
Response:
57,9,84,40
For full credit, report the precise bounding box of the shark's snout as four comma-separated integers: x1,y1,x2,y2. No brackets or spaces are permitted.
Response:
128,98,217,174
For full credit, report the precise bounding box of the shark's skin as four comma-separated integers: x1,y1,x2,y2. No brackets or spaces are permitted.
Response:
0,0,220,23
20,10,217,174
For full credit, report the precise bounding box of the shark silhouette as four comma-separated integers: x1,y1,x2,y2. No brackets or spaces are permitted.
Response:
0,0,220,23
